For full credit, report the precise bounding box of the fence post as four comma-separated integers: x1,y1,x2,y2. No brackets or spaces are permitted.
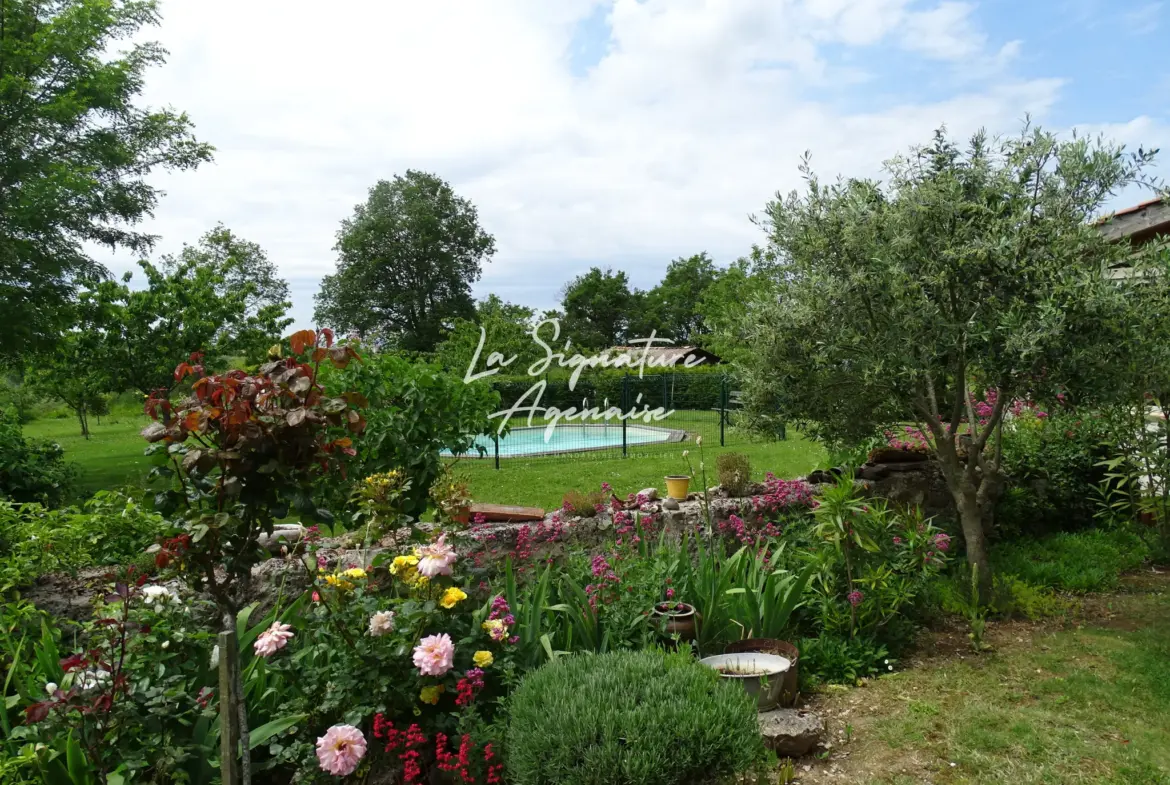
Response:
218,629,241,785
720,375,727,447
621,373,628,458
493,433,500,471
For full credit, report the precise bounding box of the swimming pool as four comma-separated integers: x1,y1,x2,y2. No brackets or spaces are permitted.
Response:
444,424,685,458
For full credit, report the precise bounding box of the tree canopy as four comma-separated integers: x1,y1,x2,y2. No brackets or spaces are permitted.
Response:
740,125,1160,593
314,171,496,352
0,0,213,362
560,267,635,349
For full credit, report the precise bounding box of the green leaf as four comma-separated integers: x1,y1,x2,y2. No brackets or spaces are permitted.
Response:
248,713,308,750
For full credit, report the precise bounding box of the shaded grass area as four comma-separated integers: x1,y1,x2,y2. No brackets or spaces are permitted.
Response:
803,579,1170,785
22,410,825,507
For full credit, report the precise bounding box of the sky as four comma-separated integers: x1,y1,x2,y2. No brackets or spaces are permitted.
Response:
91,0,1170,329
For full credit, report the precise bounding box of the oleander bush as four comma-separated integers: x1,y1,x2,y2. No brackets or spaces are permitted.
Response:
505,649,763,785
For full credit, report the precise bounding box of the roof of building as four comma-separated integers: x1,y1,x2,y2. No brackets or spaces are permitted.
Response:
1098,198,1170,245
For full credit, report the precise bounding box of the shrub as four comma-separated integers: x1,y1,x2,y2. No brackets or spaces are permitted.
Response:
0,409,75,507
506,649,762,785
560,487,605,517
799,635,891,686
997,408,1115,537
0,491,165,590
717,451,752,496
319,350,498,518
991,528,1149,593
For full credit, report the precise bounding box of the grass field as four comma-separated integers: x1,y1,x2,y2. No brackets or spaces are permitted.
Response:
799,575,1170,785
23,410,824,509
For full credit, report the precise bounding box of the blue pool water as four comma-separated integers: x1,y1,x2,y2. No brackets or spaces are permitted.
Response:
444,424,680,457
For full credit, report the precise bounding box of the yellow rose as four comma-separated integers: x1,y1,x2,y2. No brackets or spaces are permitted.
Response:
473,650,494,668
343,567,367,580
389,555,419,575
419,685,444,705
440,587,468,609
324,574,354,591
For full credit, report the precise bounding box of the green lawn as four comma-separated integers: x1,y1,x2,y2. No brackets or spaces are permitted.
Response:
459,415,824,509
24,413,154,496
23,410,824,508
800,578,1170,785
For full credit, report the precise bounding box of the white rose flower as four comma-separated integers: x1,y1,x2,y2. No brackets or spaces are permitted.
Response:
368,610,396,637
45,682,58,695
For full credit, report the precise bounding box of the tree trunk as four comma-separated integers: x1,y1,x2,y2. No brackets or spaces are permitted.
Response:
77,406,90,440
955,490,993,603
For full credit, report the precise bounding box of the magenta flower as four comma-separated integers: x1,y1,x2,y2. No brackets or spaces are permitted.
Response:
934,533,951,552
316,724,366,776
254,622,294,657
413,633,455,676
847,590,864,607
666,587,675,600
416,534,457,578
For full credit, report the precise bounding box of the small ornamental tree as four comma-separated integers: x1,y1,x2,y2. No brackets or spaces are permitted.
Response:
142,328,366,783
741,126,1159,598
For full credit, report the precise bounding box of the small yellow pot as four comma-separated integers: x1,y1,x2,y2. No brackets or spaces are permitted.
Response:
664,475,691,500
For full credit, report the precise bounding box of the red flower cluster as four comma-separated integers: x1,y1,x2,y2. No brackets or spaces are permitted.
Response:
373,715,428,784
455,668,485,708
373,714,504,784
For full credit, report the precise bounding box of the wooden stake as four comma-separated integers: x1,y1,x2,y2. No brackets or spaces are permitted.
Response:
218,629,241,785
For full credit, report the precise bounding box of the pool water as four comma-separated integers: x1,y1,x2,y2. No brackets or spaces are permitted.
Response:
444,424,680,457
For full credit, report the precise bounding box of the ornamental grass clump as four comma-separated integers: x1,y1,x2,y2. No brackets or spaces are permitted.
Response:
505,649,763,785
716,451,752,497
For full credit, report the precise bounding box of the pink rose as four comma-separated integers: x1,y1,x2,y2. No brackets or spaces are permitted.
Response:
254,622,293,657
416,534,457,578
413,633,455,677
316,724,366,776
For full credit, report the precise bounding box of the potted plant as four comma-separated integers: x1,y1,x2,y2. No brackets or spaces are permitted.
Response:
699,652,793,711
651,601,698,642
431,466,473,524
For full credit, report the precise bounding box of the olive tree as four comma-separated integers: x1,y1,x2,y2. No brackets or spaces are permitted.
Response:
741,126,1159,596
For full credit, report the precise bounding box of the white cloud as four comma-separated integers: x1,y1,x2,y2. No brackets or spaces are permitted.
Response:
90,0,1085,325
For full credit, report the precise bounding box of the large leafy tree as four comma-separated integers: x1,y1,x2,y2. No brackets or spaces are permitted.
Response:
159,224,293,363
93,254,286,397
0,0,214,361
314,171,496,352
741,126,1158,596
697,257,774,365
639,252,721,342
433,294,541,376
560,267,634,349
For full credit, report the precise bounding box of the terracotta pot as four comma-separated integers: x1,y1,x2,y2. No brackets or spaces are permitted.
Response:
725,638,800,707
652,602,698,642
664,475,691,500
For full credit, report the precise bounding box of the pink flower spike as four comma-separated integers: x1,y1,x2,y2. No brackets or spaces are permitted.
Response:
316,724,367,776
254,622,294,657
413,633,455,676
416,534,458,577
